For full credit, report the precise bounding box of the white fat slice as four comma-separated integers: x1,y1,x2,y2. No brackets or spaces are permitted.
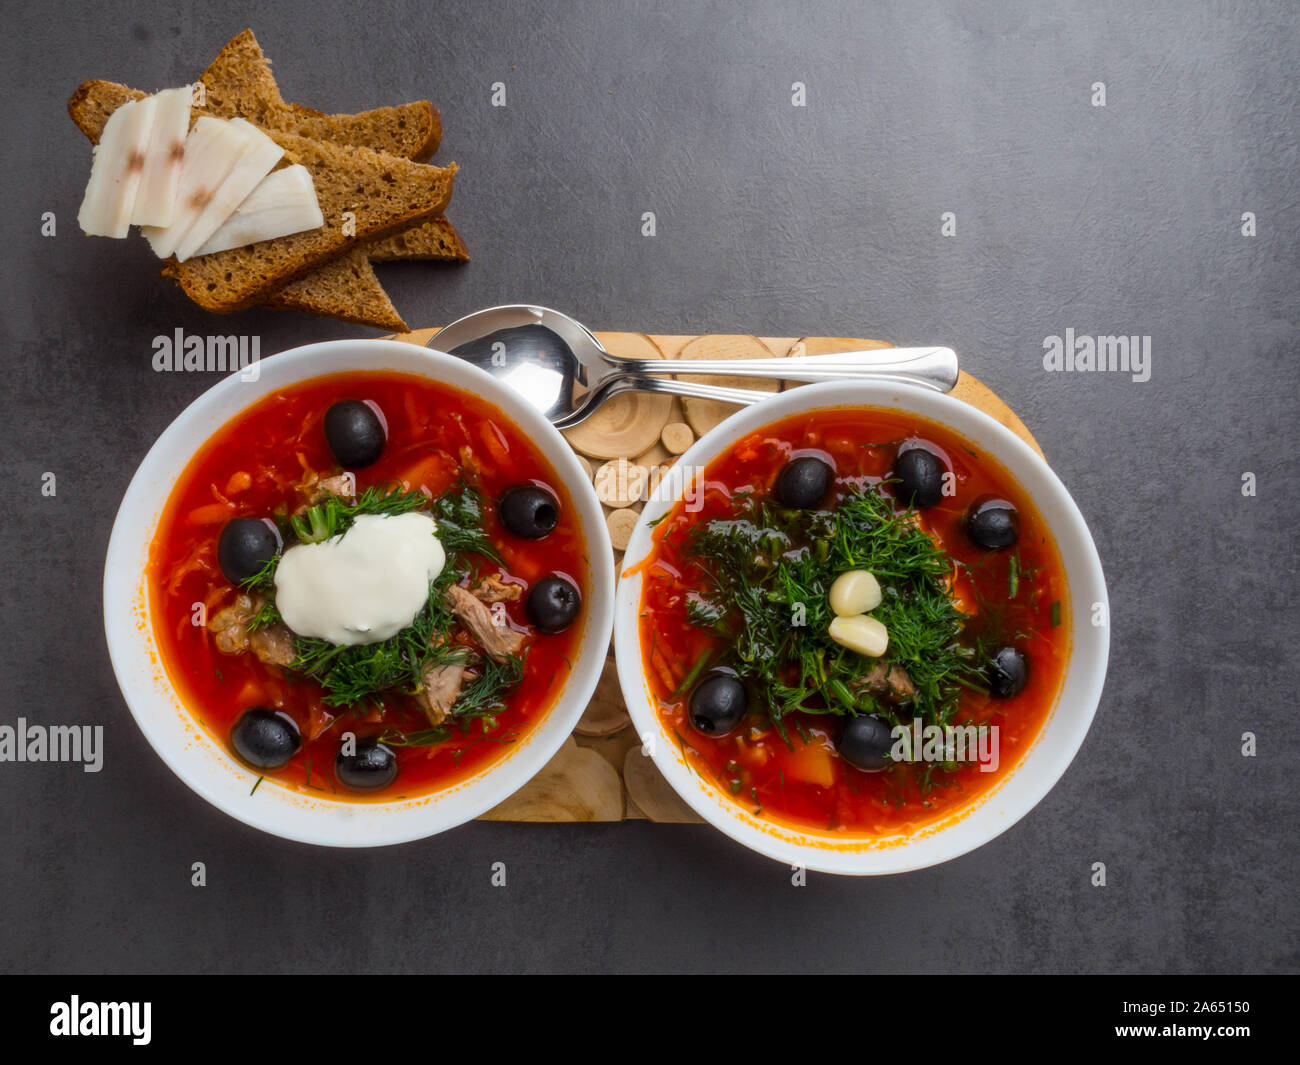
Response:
173,118,284,262
195,164,324,256
129,86,193,228
141,117,250,258
77,94,159,238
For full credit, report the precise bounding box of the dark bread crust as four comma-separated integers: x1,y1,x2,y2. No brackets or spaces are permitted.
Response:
200,30,441,161
67,79,145,142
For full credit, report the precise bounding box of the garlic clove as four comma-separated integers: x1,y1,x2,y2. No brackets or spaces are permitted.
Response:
829,614,889,658
829,569,882,616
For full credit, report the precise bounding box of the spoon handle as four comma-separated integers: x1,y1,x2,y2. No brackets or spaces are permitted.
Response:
608,346,959,391
553,368,956,430
551,376,780,429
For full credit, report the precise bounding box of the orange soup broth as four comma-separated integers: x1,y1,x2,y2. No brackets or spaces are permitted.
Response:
637,407,1069,837
147,371,588,802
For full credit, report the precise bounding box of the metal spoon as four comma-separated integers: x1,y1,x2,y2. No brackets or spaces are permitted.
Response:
430,304,959,429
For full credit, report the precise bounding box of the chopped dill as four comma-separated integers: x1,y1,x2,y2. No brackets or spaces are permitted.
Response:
378,655,524,745
246,598,282,632
679,481,988,754
289,484,430,545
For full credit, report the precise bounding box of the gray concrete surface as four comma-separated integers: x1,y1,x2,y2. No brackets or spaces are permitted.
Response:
0,0,1295,973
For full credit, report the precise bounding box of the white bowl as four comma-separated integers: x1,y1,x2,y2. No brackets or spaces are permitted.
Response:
103,339,614,847
614,381,1108,875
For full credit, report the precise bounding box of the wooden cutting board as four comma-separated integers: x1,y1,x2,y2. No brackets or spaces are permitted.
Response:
385,328,1043,823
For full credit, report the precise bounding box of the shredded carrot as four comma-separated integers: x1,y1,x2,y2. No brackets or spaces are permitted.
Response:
947,563,977,616
287,408,322,452
403,389,422,432
450,412,472,447
396,451,455,496
480,421,512,467
224,470,252,495
165,539,215,596
186,502,236,526
204,585,231,612
235,679,264,708
307,703,334,742
651,646,680,695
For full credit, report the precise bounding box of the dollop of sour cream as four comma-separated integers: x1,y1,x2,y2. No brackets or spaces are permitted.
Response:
274,512,445,646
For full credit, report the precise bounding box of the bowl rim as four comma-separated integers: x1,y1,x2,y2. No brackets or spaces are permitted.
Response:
103,338,615,847
613,380,1108,875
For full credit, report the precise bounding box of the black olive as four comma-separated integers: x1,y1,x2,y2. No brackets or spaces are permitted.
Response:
987,646,1029,698
231,708,300,770
773,456,833,509
336,738,398,791
688,671,748,736
966,496,1019,549
526,576,581,634
499,484,560,540
324,400,386,468
891,445,947,509
837,714,895,772
217,518,280,584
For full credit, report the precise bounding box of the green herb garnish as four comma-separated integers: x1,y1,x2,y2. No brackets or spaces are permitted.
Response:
238,483,520,710
380,657,523,747
680,482,986,744
290,484,429,545
289,569,465,707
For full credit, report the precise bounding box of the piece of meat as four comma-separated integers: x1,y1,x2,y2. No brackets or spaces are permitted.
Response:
445,583,526,662
418,660,467,725
296,471,356,508
249,624,296,667
470,573,524,604
207,594,295,667
208,594,255,654
859,661,916,700
885,664,915,698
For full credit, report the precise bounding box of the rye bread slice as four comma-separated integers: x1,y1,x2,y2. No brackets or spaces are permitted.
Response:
67,30,465,324
266,250,407,331
267,218,470,330
369,217,470,262
161,133,455,312
199,30,440,161
66,80,143,138
69,79,468,267
68,79,464,329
